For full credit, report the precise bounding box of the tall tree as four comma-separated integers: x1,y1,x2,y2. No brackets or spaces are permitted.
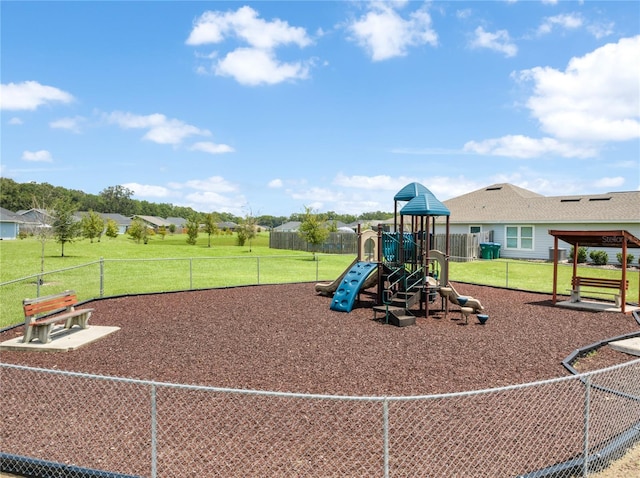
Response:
105,218,119,239
52,198,80,257
81,210,105,243
100,185,135,215
297,206,329,253
127,218,147,244
236,211,257,251
185,215,200,245
203,213,219,247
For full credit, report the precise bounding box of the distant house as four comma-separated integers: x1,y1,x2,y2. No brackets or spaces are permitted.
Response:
0,207,24,239
132,215,172,231
273,221,301,232
15,208,55,234
434,183,640,262
100,213,132,234
218,221,237,232
166,217,187,233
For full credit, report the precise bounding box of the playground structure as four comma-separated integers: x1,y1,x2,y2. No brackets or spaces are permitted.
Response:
317,182,486,326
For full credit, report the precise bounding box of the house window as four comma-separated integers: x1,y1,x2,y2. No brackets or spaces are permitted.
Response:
506,226,534,250
469,226,481,234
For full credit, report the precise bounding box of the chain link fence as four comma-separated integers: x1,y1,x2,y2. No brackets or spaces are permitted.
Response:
1,360,640,477
2,257,640,476
0,256,340,329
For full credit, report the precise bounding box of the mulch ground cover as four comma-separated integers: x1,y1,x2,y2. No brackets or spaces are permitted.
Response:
2,282,640,477
2,282,638,394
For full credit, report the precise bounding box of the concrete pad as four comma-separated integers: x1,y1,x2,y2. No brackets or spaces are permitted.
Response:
556,300,640,314
609,337,640,357
0,325,119,352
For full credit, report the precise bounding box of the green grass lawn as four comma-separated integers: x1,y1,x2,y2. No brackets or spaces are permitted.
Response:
0,233,357,327
1,233,638,328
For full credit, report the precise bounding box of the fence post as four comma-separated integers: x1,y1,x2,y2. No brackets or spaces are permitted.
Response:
257,257,260,285
100,257,104,298
383,398,390,478
505,261,509,289
151,383,158,478
190,258,193,290
316,255,319,281
583,375,591,477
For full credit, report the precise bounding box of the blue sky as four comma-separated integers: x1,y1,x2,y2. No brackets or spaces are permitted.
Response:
1,1,639,217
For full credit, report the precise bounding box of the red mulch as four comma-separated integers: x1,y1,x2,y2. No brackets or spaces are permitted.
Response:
1,282,638,394
2,283,640,477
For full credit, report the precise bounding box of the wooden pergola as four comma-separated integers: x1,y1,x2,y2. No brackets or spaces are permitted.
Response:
549,230,640,313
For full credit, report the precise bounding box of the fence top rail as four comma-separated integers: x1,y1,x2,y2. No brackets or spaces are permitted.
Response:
0,260,102,287
3,358,639,402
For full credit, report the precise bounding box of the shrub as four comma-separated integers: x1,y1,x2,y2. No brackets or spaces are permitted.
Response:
589,250,608,265
616,252,635,266
570,246,589,263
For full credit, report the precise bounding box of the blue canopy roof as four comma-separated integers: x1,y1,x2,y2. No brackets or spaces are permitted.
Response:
394,182,430,201
399,191,450,216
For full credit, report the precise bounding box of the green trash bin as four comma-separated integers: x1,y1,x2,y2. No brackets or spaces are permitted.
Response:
480,243,493,259
491,242,501,259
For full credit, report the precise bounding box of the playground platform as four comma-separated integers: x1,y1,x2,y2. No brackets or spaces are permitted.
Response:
0,325,119,352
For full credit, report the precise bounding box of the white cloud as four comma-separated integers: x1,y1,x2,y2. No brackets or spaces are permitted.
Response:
186,6,313,86
122,183,172,198
470,26,517,57
8,117,23,125
587,22,614,40
537,13,583,36
268,179,283,188
0,81,74,111
183,190,247,214
215,48,310,85
170,176,237,193
333,173,416,191
518,35,640,142
22,150,53,162
186,6,311,49
348,3,438,61
593,176,625,189
189,141,235,154
50,116,86,133
106,111,211,145
463,135,596,158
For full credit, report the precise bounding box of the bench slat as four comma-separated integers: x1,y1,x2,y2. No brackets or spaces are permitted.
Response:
572,277,629,290
24,297,77,317
30,309,94,326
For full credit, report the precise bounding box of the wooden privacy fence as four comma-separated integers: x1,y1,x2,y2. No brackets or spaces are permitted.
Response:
269,231,358,254
270,232,479,260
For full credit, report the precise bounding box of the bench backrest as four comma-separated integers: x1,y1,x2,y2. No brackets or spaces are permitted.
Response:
571,277,629,289
23,290,78,319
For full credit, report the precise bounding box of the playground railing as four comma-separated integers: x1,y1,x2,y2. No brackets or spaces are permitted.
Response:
2,358,640,477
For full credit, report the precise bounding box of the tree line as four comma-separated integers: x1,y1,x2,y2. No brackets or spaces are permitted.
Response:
0,178,393,228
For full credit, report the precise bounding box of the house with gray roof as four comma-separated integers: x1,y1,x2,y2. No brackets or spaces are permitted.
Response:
0,207,24,239
132,215,172,231
273,221,301,232
100,213,132,234
434,183,640,262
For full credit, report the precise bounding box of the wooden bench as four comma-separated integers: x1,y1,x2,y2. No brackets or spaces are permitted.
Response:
571,276,629,306
23,290,94,344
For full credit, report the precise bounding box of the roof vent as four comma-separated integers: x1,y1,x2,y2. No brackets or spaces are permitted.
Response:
588,197,612,201
485,186,502,191
560,198,581,203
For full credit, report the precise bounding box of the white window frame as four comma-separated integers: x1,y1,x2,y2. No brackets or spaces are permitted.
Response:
505,225,534,250
469,225,482,234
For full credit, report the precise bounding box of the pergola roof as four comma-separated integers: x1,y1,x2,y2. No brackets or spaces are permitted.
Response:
549,230,640,249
